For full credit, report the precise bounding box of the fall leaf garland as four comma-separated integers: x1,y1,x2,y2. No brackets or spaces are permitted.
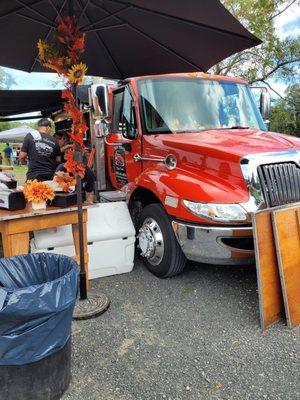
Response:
37,16,87,178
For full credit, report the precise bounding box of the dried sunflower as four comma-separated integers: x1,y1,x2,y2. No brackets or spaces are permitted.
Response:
67,62,87,84
37,39,49,61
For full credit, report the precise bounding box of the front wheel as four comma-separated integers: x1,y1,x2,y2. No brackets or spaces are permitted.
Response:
137,203,186,278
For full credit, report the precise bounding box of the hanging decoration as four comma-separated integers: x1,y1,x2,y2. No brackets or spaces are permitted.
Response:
37,16,87,178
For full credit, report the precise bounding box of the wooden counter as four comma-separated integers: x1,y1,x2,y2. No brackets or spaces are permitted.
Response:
0,205,90,284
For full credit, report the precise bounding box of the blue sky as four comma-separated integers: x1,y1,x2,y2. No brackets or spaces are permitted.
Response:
1,2,299,95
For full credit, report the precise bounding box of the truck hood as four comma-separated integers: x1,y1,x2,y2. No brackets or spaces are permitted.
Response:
158,128,300,159
142,128,300,205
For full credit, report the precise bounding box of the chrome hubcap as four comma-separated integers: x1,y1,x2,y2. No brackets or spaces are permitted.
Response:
138,217,164,266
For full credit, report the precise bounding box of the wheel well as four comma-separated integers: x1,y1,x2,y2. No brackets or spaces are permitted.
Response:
129,187,162,226
130,187,161,207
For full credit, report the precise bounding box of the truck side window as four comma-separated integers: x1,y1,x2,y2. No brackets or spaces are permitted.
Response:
122,86,137,140
112,90,124,132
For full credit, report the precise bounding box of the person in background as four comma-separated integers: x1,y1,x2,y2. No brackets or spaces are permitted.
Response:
3,143,13,166
58,132,73,155
15,146,21,166
12,146,17,165
19,118,61,181
0,152,3,165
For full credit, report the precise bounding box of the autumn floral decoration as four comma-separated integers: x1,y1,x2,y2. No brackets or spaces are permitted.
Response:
37,16,87,178
54,171,76,193
23,180,55,204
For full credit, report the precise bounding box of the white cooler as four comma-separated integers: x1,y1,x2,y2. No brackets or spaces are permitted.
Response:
30,202,136,279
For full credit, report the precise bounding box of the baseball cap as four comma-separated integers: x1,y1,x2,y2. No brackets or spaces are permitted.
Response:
37,118,52,127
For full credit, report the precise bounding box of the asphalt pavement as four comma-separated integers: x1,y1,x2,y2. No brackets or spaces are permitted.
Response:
63,259,300,400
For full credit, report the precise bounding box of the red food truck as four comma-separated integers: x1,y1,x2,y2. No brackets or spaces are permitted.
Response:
70,72,300,278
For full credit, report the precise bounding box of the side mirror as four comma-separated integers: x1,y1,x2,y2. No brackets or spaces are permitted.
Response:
123,120,137,139
260,89,271,124
76,85,90,105
92,84,109,118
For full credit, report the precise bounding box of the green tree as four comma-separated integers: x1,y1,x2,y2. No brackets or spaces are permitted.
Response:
269,84,300,135
215,0,300,90
0,67,19,132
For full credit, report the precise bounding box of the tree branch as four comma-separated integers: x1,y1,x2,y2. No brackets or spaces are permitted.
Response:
250,58,300,83
271,0,298,19
261,80,284,99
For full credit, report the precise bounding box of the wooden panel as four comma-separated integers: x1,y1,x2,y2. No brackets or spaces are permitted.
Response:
0,210,87,235
0,204,92,222
272,207,300,328
253,210,284,330
2,232,30,257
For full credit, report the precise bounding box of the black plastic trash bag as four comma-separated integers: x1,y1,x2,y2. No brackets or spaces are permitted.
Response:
0,253,78,366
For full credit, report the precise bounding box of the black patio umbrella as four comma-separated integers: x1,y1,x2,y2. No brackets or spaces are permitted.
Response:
0,0,261,79
0,0,261,317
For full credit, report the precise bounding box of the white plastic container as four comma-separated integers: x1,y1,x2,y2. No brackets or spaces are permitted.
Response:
31,203,136,279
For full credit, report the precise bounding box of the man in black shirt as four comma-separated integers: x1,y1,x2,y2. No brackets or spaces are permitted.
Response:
19,119,61,181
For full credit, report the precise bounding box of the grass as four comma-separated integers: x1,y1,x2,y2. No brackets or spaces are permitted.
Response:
0,144,28,184
13,165,28,185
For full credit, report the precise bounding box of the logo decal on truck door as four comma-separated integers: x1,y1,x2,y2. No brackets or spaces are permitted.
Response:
114,146,128,185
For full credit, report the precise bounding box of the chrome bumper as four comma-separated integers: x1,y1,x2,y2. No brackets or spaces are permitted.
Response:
172,221,255,265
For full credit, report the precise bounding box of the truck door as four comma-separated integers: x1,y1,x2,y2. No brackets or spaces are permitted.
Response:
107,85,142,189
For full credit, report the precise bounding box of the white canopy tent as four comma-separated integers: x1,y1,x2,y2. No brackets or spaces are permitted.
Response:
0,126,40,140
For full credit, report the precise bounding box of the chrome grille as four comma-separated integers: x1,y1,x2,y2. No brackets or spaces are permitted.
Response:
257,162,300,207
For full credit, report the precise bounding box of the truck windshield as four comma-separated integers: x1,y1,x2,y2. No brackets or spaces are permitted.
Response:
139,78,266,133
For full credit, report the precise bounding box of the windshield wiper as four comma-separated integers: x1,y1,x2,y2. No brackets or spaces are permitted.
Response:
229,126,249,129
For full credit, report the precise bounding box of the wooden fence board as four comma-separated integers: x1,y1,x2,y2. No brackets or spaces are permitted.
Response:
272,207,300,328
253,210,284,330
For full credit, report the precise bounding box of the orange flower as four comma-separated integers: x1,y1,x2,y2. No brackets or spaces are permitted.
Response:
23,180,55,203
54,171,76,192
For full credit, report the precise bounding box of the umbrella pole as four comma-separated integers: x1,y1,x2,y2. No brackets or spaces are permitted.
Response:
73,154,110,319
76,173,87,300
70,86,110,318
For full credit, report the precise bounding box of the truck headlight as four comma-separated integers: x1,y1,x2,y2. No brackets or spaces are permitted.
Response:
183,200,247,223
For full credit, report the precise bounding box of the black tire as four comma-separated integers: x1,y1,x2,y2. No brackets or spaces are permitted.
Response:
138,203,186,278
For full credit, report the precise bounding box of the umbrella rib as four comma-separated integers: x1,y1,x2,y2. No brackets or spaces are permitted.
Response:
90,1,205,71
75,0,123,77
129,24,204,71
14,0,56,26
85,23,127,33
46,0,60,16
78,0,91,24
107,0,260,44
0,0,44,20
15,12,56,28
29,0,68,72
81,4,132,31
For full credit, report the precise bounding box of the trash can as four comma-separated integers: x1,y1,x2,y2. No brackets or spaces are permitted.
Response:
0,253,79,400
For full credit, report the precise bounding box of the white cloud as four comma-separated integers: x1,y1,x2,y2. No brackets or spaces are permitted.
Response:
275,2,300,39
3,67,62,90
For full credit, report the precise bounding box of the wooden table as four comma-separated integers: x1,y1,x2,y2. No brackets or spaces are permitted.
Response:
0,165,14,172
0,205,89,285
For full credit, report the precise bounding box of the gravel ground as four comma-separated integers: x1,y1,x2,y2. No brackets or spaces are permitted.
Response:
63,259,300,400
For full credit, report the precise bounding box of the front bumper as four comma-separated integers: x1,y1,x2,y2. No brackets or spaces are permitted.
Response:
172,221,255,265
